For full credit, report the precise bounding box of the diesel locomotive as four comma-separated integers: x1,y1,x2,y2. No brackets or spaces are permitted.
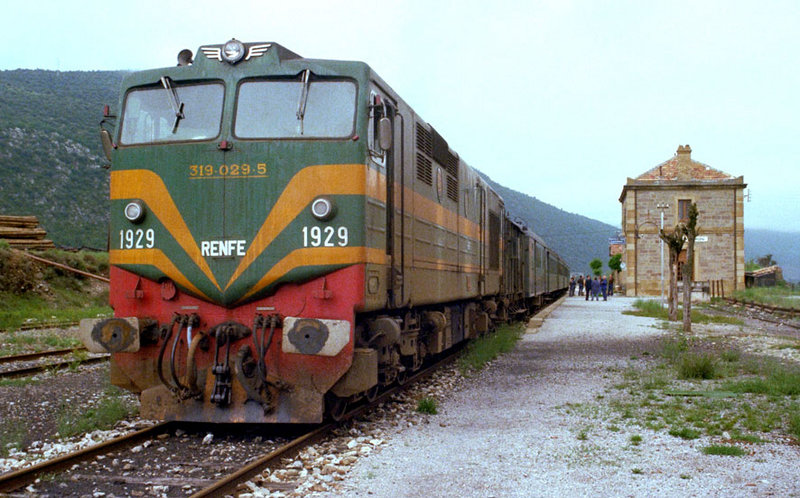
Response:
80,39,569,423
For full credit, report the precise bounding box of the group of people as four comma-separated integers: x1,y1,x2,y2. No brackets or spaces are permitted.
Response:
568,274,613,301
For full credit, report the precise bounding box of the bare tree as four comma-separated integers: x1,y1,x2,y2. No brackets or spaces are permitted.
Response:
681,203,699,332
659,226,685,321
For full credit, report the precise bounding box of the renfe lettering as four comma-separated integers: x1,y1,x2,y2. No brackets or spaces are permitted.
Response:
201,240,247,257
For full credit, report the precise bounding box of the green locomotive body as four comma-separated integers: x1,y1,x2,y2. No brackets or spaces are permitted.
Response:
80,39,567,423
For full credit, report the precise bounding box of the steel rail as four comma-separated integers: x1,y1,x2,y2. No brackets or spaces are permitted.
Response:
0,422,173,493
0,320,81,332
191,351,459,497
723,297,800,317
707,299,800,331
0,347,88,365
0,354,108,379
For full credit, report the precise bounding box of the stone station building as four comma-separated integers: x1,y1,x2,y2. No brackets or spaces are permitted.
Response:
619,145,746,297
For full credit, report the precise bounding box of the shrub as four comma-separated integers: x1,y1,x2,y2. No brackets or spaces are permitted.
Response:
416,397,438,415
0,248,40,293
679,353,718,380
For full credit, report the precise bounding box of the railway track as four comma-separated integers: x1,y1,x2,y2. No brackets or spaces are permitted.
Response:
0,320,81,332
0,349,458,496
718,297,800,330
0,347,108,379
722,297,800,317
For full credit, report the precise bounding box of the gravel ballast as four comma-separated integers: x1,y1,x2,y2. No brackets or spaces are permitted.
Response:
335,297,800,497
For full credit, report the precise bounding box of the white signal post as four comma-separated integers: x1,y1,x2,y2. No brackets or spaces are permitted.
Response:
657,203,670,308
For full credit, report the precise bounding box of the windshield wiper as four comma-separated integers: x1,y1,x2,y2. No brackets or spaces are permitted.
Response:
295,69,311,135
160,76,185,133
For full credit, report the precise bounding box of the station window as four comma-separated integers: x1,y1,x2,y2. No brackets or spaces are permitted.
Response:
678,199,692,222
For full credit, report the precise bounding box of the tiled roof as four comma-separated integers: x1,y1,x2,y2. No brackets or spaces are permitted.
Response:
635,145,734,181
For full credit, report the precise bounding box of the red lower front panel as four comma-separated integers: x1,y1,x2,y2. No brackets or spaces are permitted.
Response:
108,264,366,423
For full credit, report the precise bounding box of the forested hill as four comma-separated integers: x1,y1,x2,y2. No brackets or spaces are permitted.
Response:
0,70,127,248
1,69,619,271
481,174,619,274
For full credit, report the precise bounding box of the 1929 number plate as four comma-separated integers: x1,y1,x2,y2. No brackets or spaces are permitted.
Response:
302,226,348,247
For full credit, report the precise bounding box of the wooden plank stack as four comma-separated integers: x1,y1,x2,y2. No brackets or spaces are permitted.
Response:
0,215,56,250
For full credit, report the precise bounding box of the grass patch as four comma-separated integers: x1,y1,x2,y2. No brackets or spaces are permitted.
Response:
458,323,524,374
0,377,41,388
56,386,137,438
724,362,800,396
624,299,742,325
0,417,28,457
788,408,800,439
629,434,642,445
416,397,438,415
678,353,719,380
0,290,111,332
0,330,83,357
602,338,800,444
729,431,764,444
668,427,701,440
701,445,748,456
0,248,111,331
731,286,800,310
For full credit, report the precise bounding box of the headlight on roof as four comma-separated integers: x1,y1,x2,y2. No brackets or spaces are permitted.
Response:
221,39,245,64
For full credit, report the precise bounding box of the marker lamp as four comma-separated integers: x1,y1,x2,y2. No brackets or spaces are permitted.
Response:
311,197,336,221
124,200,146,223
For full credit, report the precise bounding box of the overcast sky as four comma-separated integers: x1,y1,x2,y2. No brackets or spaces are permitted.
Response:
3,0,798,232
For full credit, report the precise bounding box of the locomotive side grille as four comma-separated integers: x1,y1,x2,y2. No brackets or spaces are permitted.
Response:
447,175,458,202
416,122,434,186
489,211,501,270
416,122,433,156
416,153,433,185
443,152,459,178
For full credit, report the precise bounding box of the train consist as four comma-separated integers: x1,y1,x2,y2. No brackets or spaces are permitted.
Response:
80,39,569,423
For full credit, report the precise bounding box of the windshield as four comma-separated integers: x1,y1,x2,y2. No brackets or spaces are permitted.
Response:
120,82,224,145
235,79,356,139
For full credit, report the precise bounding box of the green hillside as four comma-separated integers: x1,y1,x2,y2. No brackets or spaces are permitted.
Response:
1,69,620,272
481,174,619,274
0,70,127,248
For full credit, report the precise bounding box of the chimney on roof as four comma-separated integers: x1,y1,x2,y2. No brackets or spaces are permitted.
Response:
676,144,692,180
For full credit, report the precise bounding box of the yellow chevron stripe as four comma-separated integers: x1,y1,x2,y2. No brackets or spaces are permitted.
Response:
110,249,210,300
226,164,367,290
110,170,220,290
238,246,387,302
111,169,220,289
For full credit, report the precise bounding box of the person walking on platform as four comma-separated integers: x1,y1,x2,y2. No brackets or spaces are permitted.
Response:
578,275,584,296
600,275,608,301
608,274,614,297
591,276,600,301
569,277,576,296
585,276,591,301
